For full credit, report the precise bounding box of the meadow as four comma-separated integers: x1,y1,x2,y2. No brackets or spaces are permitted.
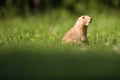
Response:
1,10,120,79
0,10,120,52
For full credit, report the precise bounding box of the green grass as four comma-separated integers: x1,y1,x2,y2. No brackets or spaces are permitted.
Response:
0,10,120,53
1,10,120,79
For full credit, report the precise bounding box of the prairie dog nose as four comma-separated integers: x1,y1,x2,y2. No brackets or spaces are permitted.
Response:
89,18,92,23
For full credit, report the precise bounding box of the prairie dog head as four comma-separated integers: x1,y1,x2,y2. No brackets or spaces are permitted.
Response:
76,15,92,27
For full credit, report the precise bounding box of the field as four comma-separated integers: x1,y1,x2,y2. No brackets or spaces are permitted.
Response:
0,10,120,52
1,10,120,79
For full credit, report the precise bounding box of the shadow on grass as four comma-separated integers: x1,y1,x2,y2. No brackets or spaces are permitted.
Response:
0,47,120,79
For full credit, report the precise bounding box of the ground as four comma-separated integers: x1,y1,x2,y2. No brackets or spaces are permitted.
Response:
0,10,120,79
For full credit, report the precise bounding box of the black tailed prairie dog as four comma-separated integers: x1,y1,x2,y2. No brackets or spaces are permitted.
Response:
62,15,92,43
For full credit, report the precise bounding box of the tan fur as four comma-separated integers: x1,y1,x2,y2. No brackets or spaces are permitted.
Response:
62,15,92,43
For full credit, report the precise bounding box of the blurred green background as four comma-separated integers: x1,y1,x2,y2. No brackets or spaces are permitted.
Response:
0,0,120,17
0,0,120,79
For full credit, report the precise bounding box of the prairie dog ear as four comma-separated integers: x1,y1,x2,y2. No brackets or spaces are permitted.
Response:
77,17,81,21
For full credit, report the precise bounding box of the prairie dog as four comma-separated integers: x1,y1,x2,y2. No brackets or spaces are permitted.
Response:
62,15,92,43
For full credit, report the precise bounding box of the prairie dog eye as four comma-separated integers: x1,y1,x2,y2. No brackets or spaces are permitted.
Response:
82,16,85,19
